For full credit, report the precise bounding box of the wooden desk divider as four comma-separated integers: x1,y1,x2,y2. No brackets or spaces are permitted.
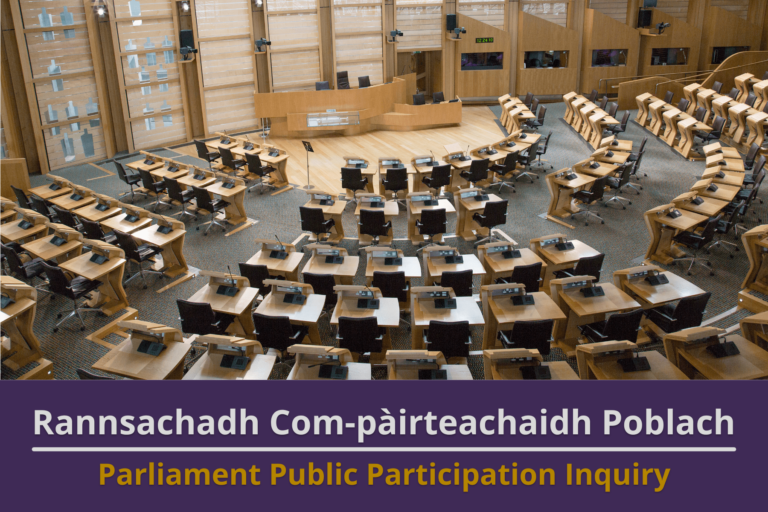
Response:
683,83,702,114
84,238,125,260
634,92,657,126
739,312,768,351
14,208,48,227
49,222,85,243
119,203,151,221
482,348,578,381
263,279,314,297
576,340,638,379
735,73,757,103
197,334,264,356
148,212,185,233
739,224,768,313
573,340,688,380
0,275,53,378
386,350,448,380
599,135,633,152
548,274,598,341
643,203,708,265
662,326,722,369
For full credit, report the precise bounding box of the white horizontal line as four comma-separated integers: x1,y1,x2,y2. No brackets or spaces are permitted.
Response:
32,447,736,453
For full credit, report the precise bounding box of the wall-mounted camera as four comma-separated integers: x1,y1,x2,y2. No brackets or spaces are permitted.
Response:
255,38,272,53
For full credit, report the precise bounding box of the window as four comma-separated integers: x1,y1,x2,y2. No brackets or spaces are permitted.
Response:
650,48,688,66
461,52,504,71
592,49,628,67
711,46,750,65
523,51,568,69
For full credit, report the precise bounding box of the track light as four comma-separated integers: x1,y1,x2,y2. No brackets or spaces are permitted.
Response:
255,0,263,7
97,7,105,16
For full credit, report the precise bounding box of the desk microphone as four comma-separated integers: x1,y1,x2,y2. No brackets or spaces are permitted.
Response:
227,265,236,286
466,145,470,157
275,234,285,250
430,150,438,165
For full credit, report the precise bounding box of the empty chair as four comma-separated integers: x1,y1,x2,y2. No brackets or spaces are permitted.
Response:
472,199,507,246
437,269,473,297
11,185,30,209
359,209,392,248
300,206,334,243
533,131,554,171
522,92,535,107
605,111,630,136
728,87,739,99
672,214,722,275
413,93,426,105
570,175,607,226
139,168,168,211
745,92,757,108
498,319,554,354
663,90,674,103
29,195,55,221
340,167,369,207
80,217,116,245
607,102,619,118
41,260,101,332
743,143,760,171
252,312,308,356
694,106,707,122
459,158,489,188
1,242,50,296
52,205,81,232
372,270,410,326
586,90,597,103
177,299,234,336
358,76,371,88
315,81,330,91
337,317,385,355
382,167,408,205
337,71,350,90
706,200,744,256
245,152,276,194
712,81,723,94
219,146,246,174
598,96,609,110
193,185,229,235
529,97,540,116
579,308,644,344
432,91,445,103
422,164,452,196
495,262,542,293
644,293,711,334
115,161,146,202
113,229,164,288
743,155,765,186
694,116,725,146
423,320,471,360
239,262,282,301
676,98,690,113
524,105,546,130
302,273,337,322
515,141,540,181
415,208,446,251
194,140,220,171
488,152,517,193
164,177,196,222
553,253,605,281
604,164,633,209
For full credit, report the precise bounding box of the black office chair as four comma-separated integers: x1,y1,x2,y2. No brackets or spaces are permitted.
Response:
607,102,619,118
495,262,542,293
76,369,114,380
553,253,605,281
358,76,371,88
193,185,229,235
705,200,743,256
219,146,246,174
40,261,102,332
52,205,81,232
626,142,646,194
359,209,392,249
694,116,726,147
598,96,609,110
382,167,408,206
606,111,630,136
194,140,220,171
302,272,338,323
245,152,276,194
115,161,146,202
694,106,707,122
29,195,55,221
727,87,739,99
460,158,489,188
372,270,410,326
415,208,446,251
11,185,31,209
743,155,765,186
422,164,452,197
663,91,674,103
604,163,633,209
672,214,722,275
113,229,164,289
571,176,607,226
252,312,309,357
712,81,723,94
315,81,330,91
745,92,758,108
424,320,472,360
473,199,507,246
743,143,760,171
239,262,283,302
337,317,385,355
437,269,473,297
139,168,168,211
177,299,234,336
337,71,350,90
413,93,426,105
728,171,765,236
488,153,517,193
498,319,554,355
532,131,553,171
300,206,335,244
523,92,535,107
432,91,445,103
1,243,50,296
164,177,196,222
529,97,540,117
80,217,116,245
341,167,369,208
579,308,644,344
515,142,539,182
644,292,711,335
524,105,546,131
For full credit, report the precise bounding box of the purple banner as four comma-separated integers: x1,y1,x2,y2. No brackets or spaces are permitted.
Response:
1,381,764,511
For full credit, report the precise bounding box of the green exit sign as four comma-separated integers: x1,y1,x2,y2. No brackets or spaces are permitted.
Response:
476,37,494,43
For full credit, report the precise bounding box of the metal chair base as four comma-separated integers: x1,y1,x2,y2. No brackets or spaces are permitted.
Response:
514,171,537,182
604,192,631,209
474,231,502,247
488,178,516,193
119,188,148,203
54,298,101,331
124,261,164,288
672,253,714,276
247,177,276,195
571,206,604,226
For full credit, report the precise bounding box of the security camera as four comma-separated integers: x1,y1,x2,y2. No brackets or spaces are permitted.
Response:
453,27,466,39
656,22,670,34
255,38,272,52
388,30,403,43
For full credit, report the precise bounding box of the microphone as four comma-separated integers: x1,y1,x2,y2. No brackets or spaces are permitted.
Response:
227,264,235,286
275,234,285,251
430,150,437,165
466,145,470,156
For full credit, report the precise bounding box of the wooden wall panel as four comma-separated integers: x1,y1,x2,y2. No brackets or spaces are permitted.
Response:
457,1,506,30
588,0,626,24
698,5,762,71
710,0,749,21
637,8,701,78
517,11,579,95
454,12,510,98
580,8,640,96
195,0,252,37
521,0,568,28
655,0,689,21
265,0,323,92
129,111,188,149
395,1,443,50
204,84,257,132
199,39,255,87
332,2,385,88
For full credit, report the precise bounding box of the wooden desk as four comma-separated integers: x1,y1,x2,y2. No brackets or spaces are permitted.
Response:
341,156,376,197
644,204,708,265
753,79,768,111
483,348,577,380
177,170,217,189
683,83,702,115
615,265,705,309
740,312,768,351
183,335,275,380
700,166,744,187
595,149,630,165
0,210,48,244
92,319,190,380
705,153,745,172
386,350,472,380
575,103,597,134
703,141,741,159
411,156,450,193
574,159,618,178
531,235,601,288
739,225,768,311
691,180,740,202
0,202,17,224
406,193,455,246
453,188,503,241
303,189,346,243
100,212,153,234
711,95,736,123
735,72,757,103
205,180,248,227
676,118,709,159
746,111,768,147
354,194,397,245
150,164,189,182
563,92,581,125
72,196,121,223
246,239,303,281
132,219,187,277
477,242,545,287
126,155,164,173
59,241,129,316
0,276,51,377
570,97,589,126
410,286,484,350
187,271,259,339
726,103,750,140
302,244,359,285
545,170,597,226
48,190,97,211
576,340,687,380
21,224,83,264
696,88,717,119
648,100,672,136
600,136,633,152
422,246,485,286
661,108,686,146
28,182,71,201
635,93,658,126
287,345,371,380
672,192,728,217
364,246,422,281
255,280,324,345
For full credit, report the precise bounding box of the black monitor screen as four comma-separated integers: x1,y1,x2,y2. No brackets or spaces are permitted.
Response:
523,51,568,69
461,52,503,71
592,49,628,67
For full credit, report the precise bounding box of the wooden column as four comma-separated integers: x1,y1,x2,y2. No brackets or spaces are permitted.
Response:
508,0,518,97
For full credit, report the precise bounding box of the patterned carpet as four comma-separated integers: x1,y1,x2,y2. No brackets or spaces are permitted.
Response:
2,101,759,380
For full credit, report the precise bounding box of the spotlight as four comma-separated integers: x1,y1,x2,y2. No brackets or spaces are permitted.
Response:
181,1,189,11
453,27,466,39
97,7,105,16
388,30,403,43
255,0,263,7
255,38,271,53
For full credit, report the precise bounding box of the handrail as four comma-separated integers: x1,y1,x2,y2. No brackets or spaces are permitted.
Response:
651,57,768,95
598,69,700,96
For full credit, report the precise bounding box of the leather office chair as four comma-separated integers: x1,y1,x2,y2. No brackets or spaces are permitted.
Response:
745,92,758,108
553,253,605,281
358,76,371,88
115,161,146,202
530,97,540,116
315,81,330,91
11,185,31,209
515,142,539,182
337,316,385,355
473,199,508,246
532,131,553,171
672,214,722,275
139,168,168,211
644,292,711,335
422,164,452,197
359,209,392,249
302,273,337,323
29,195,55,222
712,81,723,94
432,91,445,103
164,177,196,221
604,164,633,209
245,152,276,194
579,308,644,344
571,176,607,226
219,146,246,174
743,155,765,186
52,205,81,232
80,217,116,245
252,312,309,357
337,71,350,90
498,319,554,354
195,140,220,171
300,206,335,244
192,186,229,235
413,93,425,105
694,106,707,122
424,320,472,360
709,200,744,255
524,105,546,131
663,91,674,103
607,102,619,118
382,167,408,206
460,158,489,188
1,242,51,296
415,208,446,251
598,96,608,110
488,153,517,193
743,143,760,171
341,167,369,208
177,299,234,336
238,262,283,302
727,87,739,99
605,111,630,136
728,172,765,235
495,262,542,293
40,260,102,332
372,270,410,326
113,229,164,288
437,269,473,297
522,92,534,107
